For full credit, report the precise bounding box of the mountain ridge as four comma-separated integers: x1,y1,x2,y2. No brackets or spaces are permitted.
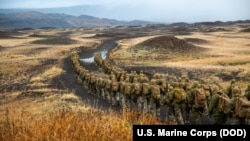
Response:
0,9,249,29
0,11,155,29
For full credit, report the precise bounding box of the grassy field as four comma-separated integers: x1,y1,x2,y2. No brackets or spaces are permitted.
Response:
0,23,250,140
109,24,250,88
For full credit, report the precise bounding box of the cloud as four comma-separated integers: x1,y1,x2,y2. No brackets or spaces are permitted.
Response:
0,0,249,22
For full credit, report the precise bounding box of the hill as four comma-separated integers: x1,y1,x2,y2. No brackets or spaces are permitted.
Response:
131,35,206,53
0,11,153,29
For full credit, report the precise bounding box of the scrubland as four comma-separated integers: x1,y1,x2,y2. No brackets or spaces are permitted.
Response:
0,23,250,140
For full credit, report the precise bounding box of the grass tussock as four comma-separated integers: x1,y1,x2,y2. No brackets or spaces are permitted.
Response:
0,106,161,141
216,59,250,66
30,66,65,83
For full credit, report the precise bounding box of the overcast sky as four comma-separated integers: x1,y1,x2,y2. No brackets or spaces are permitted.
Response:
0,0,249,23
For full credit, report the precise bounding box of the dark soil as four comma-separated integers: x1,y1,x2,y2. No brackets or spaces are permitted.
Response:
31,37,77,45
51,38,121,113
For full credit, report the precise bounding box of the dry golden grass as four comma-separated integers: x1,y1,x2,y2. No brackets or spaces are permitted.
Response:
0,91,161,141
174,31,250,67
30,66,65,83
0,108,161,141
112,30,250,67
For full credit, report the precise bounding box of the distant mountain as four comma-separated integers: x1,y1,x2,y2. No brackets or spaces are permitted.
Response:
0,11,155,29
0,5,106,17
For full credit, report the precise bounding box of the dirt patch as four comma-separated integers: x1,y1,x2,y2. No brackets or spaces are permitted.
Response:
31,37,77,45
15,47,50,55
184,37,210,44
240,28,250,32
0,30,26,39
28,34,59,38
